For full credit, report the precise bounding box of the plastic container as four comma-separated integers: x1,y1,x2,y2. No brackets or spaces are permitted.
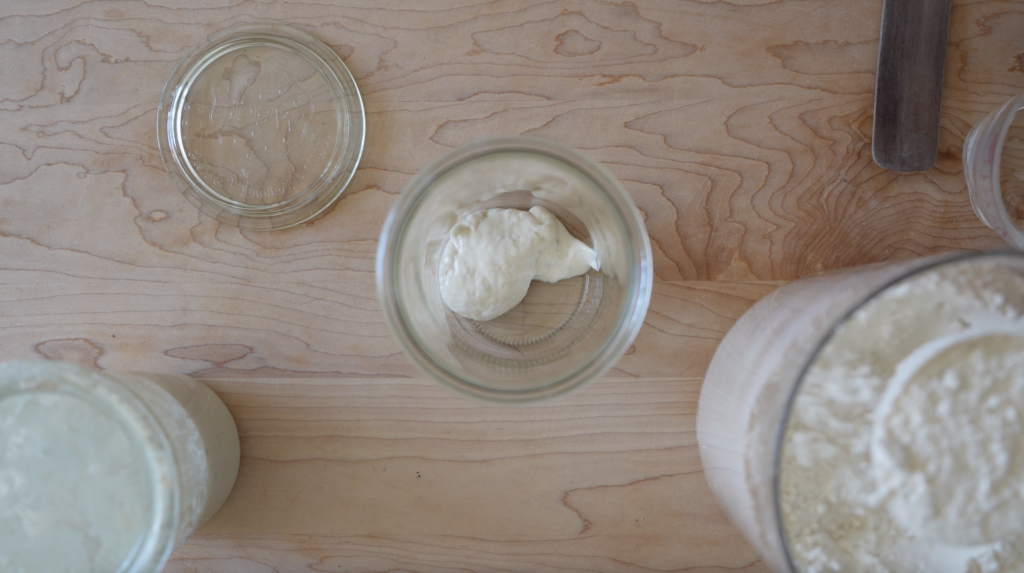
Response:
963,92,1024,248
696,251,1024,572
0,361,241,573
376,137,653,403
157,24,364,230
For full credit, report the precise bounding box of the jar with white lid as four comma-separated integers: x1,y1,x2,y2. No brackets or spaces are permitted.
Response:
0,361,240,573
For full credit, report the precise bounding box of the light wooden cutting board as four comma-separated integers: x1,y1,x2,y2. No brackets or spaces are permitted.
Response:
0,0,1017,570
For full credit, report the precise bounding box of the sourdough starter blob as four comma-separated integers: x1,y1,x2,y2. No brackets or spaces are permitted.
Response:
438,206,599,321
780,264,1024,573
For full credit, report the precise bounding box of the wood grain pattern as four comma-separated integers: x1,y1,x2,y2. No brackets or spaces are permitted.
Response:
0,0,1021,571
170,376,762,572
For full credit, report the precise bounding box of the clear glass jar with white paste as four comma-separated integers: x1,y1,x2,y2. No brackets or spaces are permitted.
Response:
0,360,241,573
697,251,1024,573
377,137,653,403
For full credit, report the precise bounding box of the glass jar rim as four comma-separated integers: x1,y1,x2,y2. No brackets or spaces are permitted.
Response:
376,136,653,403
986,93,1024,247
770,249,1024,570
157,23,365,230
0,360,180,573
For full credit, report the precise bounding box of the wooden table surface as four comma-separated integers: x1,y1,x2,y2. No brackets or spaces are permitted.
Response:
1,1,1018,571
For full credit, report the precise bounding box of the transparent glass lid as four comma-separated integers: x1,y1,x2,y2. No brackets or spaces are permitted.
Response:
158,24,365,230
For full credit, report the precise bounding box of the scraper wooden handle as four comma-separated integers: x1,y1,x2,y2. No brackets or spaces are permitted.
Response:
872,0,954,172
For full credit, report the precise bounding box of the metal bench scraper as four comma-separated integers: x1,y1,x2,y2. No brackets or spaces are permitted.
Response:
872,0,954,172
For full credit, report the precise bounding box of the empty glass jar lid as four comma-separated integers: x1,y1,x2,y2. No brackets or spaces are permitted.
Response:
158,24,365,230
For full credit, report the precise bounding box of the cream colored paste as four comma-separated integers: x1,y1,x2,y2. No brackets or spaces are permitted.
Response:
438,206,598,321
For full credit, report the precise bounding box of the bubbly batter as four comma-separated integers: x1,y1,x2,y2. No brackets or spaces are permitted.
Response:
0,392,152,573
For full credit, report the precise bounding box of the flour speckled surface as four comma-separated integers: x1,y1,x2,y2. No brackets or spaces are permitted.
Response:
780,264,1024,573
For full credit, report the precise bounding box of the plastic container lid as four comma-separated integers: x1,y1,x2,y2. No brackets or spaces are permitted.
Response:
158,24,365,230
